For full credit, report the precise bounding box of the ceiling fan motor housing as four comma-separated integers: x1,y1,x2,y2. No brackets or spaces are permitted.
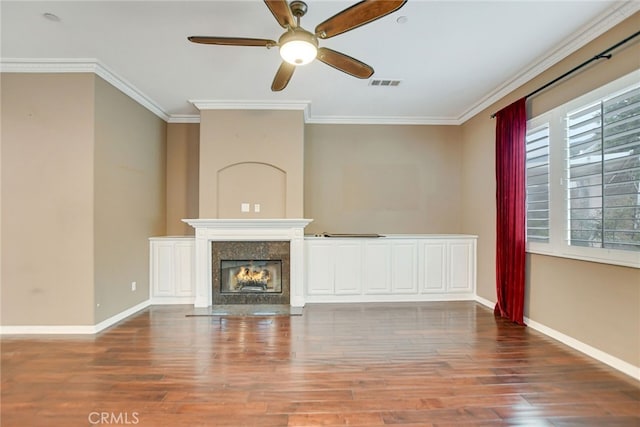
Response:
278,27,318,48
289,1,308,19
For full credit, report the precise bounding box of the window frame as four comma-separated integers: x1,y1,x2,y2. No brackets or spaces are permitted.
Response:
525,69,640,268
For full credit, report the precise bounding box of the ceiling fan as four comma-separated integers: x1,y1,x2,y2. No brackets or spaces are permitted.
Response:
188,0,407,91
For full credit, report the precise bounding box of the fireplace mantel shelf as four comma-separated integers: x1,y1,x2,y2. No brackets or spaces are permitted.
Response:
183,219,313,230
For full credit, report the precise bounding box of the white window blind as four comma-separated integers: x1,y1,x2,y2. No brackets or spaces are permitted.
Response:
566,86,640,252
526,124,550,243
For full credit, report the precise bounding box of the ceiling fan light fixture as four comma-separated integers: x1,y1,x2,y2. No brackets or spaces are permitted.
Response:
278,29,318,65
188,0,407,90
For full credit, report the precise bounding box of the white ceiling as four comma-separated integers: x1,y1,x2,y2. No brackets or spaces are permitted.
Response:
2,1,638,124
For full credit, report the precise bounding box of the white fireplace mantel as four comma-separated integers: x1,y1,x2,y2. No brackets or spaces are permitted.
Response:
182,218,313,308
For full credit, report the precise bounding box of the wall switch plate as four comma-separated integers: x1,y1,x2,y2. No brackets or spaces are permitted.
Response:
131,281,136,291
241,203,250,212
254,204,260,213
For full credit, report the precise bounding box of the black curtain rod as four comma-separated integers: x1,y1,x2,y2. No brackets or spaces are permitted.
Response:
490,29,640,119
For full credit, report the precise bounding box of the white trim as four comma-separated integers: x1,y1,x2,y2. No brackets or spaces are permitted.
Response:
474,295,495,311
0,58,170,122
458,1,640,124
190,100,311,122
0,299,151,335
170,111,460,126
93,300,152,333
183,218,313,230
190,100,310,111
0,324,97,335
1,58,97,73
304,115,460,126
150,297,195,305
528,247,640,269
474,295,640,381
167,115,200,124
525,317,640,382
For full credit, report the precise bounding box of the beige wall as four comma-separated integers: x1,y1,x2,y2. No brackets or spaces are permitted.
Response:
461,12,640,367
460,117,496,301
304,124,462,235
198,109,304,218
93,77,166,324
1,73,166,326
1,73,95,325
166,123,199,235
526,255,639,366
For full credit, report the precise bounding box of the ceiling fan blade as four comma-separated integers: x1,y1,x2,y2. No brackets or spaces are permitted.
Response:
317,47,374,79
315,0,407,39
271,62,296,91
188,36,276,47
264,0,297,29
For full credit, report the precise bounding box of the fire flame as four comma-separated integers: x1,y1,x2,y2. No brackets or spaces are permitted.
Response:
235,266,271,286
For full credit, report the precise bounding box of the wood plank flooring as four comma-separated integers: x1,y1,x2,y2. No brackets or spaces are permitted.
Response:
2,302,638,426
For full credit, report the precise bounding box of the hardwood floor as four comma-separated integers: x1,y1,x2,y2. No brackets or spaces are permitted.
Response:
2,302,638,426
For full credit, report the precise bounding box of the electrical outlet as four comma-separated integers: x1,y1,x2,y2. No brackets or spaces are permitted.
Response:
254,204,260,213
241,203,250,213
131,281,136,291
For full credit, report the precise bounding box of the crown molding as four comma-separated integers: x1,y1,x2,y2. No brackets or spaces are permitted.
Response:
183,102,460,125
304,115,461,126
167,114,201,124
0,58,170,122
457,0,640,124
190,100,311,121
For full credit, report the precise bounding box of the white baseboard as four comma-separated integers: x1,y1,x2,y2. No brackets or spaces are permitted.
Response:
150,296,195,305
474,295,495,310
0,324,97,334
93,300,152,333
0,299,151,335
474,295,640,381
525,317,640,381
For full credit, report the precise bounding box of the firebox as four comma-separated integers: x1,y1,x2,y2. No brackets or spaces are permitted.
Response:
211,241,290,305
220,260,282,294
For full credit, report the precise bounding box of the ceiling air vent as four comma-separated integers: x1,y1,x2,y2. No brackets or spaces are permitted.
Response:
369,79,401,87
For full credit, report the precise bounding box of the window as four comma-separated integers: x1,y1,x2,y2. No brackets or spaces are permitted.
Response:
526,124,550,243
567,87,640,251
526,70,640,268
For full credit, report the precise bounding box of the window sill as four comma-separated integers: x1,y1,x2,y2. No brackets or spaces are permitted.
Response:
526,244,640,269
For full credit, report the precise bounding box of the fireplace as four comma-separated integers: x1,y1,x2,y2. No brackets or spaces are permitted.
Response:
212,240,290,305
183,219,312,308
221,260,282,293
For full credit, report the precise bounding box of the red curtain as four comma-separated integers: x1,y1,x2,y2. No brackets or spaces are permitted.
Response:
494,98,527,325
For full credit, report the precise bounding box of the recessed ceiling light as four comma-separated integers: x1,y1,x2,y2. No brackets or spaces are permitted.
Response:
396,16,408,24
42,12,61,22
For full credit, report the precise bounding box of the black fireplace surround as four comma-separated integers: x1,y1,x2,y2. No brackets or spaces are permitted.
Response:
211,241,290,304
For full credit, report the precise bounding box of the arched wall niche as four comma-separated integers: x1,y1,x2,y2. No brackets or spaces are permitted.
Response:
216,161,287,218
